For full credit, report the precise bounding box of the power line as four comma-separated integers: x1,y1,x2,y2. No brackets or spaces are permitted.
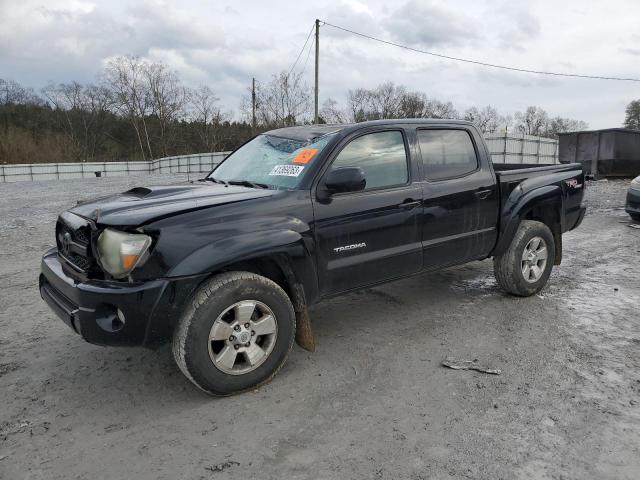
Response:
299,34,315,78
320,20,640,82
287,23,316,78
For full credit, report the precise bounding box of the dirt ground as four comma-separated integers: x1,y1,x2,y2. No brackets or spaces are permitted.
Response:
1,175,639,480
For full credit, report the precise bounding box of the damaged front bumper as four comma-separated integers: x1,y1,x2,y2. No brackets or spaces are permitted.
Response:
39,248,204,347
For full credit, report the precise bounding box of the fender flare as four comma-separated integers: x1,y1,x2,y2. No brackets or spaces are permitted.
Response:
166,228,319,302
491,184,562,257
166,229,319,352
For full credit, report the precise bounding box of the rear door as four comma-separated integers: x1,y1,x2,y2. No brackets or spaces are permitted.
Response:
312,127,423,295
417,127,498,269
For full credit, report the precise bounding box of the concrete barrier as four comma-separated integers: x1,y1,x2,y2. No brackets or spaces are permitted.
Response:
0,152,230,183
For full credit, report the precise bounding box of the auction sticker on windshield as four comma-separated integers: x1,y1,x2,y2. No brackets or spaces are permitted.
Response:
269,165,305,177
292,148,318,164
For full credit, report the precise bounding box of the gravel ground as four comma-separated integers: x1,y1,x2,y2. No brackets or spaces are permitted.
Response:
1,176,639,480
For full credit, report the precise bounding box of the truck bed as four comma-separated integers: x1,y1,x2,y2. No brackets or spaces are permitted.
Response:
493,162,584,196
492,162,586,238
493,162,583,176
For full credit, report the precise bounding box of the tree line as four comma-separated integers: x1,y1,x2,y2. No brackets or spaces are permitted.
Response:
0,57,596,165
318,82,589,137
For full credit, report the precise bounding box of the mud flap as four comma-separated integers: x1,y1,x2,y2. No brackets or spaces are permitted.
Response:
277,260,316,352
295,306,315,352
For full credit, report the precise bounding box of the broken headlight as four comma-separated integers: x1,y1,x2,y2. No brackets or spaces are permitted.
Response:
96,228,152,279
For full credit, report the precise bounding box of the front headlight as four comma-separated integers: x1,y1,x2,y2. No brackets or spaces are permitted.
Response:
631,176,640,189
96,228,152,279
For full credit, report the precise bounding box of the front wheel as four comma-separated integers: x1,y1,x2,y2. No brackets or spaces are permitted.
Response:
629,213,640,222
172,272,296,396
493,220,555,297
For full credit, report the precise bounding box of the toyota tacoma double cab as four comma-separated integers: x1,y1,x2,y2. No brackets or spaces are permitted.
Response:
40,119,586,395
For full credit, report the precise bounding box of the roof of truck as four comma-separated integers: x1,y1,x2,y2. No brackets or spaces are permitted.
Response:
265,119,474,142
265,124,347,142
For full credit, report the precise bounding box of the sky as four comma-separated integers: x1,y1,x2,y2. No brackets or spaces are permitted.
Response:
1,0,639,128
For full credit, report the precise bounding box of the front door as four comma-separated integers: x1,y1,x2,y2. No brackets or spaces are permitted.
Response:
312,129,423,295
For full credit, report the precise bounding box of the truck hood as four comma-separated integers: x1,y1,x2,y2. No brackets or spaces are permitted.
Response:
69,182,274,226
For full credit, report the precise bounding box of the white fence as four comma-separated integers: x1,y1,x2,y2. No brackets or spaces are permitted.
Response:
0,152,230,183
0,133,558,183
485,132,559,164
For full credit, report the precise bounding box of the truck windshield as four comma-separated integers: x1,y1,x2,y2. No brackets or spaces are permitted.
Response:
208,133,336,189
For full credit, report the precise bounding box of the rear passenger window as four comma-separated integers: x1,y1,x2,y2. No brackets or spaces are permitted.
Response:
331,131,408,190
418,130,478,181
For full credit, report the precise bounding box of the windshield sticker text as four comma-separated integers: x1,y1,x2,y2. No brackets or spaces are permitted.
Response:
292,148,318,165
269,165,305,177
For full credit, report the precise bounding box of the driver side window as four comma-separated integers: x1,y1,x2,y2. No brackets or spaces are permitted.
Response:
331,130,408,190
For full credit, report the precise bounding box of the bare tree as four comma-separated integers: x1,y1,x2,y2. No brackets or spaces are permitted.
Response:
464,106,500,133
242,72,311,127
101,56,190,158
514,106,549,136
102,56,154,159
42,82,112,161
369,82,405,119
145,63,188,156
397,91,427,118
345,82,459,121
498,114,514,133
422,98,459,119
514,106,588,138
189,85,230,151
346,88,370,122
546,116,588,136
0,79,43,106
346,82,404,121
319,97,347,124
624,100,640,130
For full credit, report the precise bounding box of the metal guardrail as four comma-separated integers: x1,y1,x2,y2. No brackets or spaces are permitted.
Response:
0,133,558,183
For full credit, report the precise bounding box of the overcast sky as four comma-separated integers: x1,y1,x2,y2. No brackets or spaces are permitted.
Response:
1,0,639,128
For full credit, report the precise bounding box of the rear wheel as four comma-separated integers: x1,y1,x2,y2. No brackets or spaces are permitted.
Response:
493,220,555,297
172,271,296,396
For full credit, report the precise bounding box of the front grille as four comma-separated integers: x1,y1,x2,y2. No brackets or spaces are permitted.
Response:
56,213,99,276
73,226,90,245
67,253,92,271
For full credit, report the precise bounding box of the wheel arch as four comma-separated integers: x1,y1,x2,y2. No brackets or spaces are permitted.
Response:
176,246,318,352
492,184,563,264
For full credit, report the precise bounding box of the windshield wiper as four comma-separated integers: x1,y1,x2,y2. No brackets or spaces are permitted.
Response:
200,177,229,186
227,179,271,189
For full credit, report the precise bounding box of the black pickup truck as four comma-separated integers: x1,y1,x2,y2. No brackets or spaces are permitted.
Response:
40,119,586,395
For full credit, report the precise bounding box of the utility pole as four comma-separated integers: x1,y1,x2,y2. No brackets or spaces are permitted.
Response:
314,18,320,124
251,77,256,131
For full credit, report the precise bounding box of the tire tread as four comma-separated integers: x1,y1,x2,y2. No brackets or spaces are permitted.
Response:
172,271,296,396
493,220,555,297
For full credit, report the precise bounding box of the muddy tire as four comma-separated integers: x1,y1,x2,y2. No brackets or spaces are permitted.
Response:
493,220,555,297
629,213,640,222
172,271,296,396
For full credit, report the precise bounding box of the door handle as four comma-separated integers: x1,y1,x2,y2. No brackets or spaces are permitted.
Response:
399,199,421,209
475,189,492,200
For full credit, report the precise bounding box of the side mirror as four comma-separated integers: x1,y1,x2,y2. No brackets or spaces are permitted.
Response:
324,167,366,194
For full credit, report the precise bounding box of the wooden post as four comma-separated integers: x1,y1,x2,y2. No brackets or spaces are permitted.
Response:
251,77,256,130
314,19,320,124
503,130,508,163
